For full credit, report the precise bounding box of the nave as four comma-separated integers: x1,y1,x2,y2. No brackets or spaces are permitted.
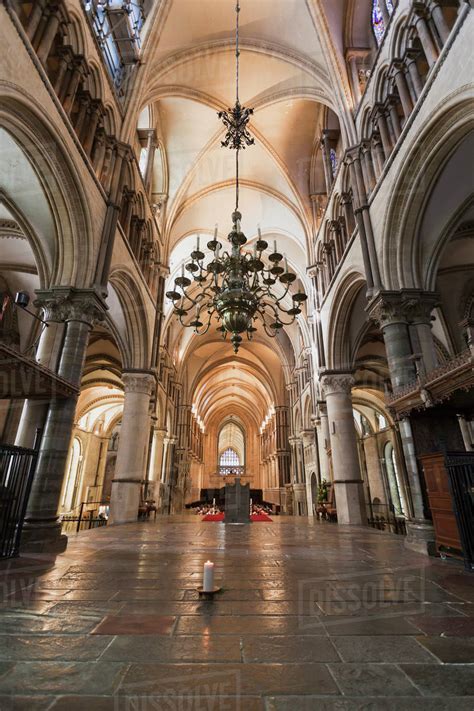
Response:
0,517,473,708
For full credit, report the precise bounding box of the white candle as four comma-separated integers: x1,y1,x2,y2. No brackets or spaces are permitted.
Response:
212,498,216,506
214,223,218,239
203,560,215,592
257,225,262,240
284,254,288,272
273,240,277,254
196,234,200,250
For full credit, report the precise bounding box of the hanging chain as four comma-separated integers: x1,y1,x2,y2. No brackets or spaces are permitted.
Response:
236,1,240,105
217,0,254,214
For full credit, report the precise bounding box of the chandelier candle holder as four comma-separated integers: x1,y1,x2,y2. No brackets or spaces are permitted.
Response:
166,0,307,353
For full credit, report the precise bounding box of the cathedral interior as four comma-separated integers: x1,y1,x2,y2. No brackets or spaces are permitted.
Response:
0,0,473,707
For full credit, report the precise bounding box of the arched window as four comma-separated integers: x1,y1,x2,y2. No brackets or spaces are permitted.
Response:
384,442,407,516
219,448,240,467
372,0,394,46
62,438,82,512
329,148,338,177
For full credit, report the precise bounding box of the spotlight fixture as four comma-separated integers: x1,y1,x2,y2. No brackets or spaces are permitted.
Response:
14,292,49,326
166,0,306,352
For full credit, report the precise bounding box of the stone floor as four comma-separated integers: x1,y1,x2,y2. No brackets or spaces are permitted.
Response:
0,516,473,710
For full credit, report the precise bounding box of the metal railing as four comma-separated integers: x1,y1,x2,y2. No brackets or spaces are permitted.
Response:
445,452,474,571
60,501,108,534
367,515,407,536
0,438,39,558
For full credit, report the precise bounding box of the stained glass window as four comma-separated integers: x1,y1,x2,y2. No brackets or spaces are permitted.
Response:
329,148,338,177
372,0,386,46
372,0,394,46
219,448,240,467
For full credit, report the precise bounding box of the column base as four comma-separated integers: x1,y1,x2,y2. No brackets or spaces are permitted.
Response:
404,519,436,556
334,480,366,525
20,521,68,556
109,479,141,525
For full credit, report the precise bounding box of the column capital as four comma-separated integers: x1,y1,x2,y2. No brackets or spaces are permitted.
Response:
34,287,106,325
368,289,439,327
320,370,355,396
122,370,155,396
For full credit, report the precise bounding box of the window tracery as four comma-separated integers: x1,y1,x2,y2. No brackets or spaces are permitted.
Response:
219,448,240,467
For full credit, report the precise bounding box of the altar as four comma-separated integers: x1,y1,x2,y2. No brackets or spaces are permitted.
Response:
225,478,251,524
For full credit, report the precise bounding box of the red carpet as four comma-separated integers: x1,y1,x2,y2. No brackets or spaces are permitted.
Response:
202,513,225,521
251,512,273,522
202,512,272,522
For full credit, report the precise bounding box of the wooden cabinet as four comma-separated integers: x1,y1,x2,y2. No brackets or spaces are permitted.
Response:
419,453,462,556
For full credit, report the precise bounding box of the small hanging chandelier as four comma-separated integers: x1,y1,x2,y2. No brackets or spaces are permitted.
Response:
166,0,307,353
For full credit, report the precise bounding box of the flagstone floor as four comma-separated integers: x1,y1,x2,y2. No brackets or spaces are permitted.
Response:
0,515,473,710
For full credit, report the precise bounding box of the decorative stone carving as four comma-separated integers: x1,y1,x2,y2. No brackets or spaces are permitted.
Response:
369,289,439,327
122,371,155,396
34,287,106,326
320,372,355,396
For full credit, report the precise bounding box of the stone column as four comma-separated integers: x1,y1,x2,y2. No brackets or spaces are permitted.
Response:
398,416,428,522
429,1,451,43
26,0,47,41
62,57,87,115
369,291,436,552
341,192,356,237
82,100,103,156
346,154,374,293
405,292,439,375
35,4,61,65
413,7,439,66
386,98,401,142
369,291,417,389
289,436,300,485
315,403,331,483
302,429,316,515
321,373,365,525
109,372,155,525
22,288,105,552
371,133,386,176
143,129,157,194
14,298,64,449
373,105,392,159
148,425,167,485
360,141,377,192
392,61,414,118
457,415,473,451
321,131,335,194
54,45,72,97
350,148,381,289
405,49,424,98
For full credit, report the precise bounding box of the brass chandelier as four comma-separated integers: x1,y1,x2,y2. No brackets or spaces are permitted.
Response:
166,0,307,353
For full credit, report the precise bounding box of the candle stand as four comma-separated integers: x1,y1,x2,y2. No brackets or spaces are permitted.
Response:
197,586,222,600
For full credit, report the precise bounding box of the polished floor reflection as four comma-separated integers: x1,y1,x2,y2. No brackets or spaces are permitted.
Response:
0,516,474,709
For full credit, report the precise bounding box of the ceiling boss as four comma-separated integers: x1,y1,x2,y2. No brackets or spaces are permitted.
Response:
166,0,307,353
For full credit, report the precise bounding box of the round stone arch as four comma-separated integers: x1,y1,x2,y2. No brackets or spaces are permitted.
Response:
0,89,94,287
108,268,152,370
381,94,474,291
326,271,367,370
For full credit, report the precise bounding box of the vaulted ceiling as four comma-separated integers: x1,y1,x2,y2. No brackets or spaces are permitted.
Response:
130,0,354,427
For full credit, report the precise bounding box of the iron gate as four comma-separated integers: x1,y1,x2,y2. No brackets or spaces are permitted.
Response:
0,440,39,558
445,452,474,571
